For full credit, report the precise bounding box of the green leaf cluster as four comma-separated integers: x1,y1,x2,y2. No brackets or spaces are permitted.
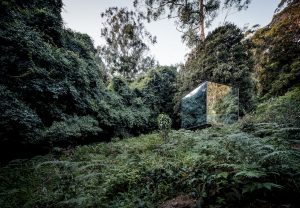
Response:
157,113,172,140
131,66,178,128
241,87,300,128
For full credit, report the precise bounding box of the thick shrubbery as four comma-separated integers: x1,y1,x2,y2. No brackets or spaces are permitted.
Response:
0,0,105,151
0,0,156,160
104,76,152,137
252,2,300,97
41,116,102,146
241,87,300,128
0,86,43,144
131,66,178,128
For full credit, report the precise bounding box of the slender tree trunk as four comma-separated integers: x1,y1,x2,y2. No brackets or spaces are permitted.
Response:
199,0,205,41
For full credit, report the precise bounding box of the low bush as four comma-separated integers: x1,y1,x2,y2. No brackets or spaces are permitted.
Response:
40,116,102,146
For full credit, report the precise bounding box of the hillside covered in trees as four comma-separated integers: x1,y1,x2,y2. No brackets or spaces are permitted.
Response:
0,0,299,207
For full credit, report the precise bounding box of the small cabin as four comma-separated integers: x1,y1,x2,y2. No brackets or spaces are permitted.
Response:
181,81,239,129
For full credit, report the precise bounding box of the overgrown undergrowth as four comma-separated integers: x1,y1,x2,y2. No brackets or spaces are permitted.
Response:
1,124,300,208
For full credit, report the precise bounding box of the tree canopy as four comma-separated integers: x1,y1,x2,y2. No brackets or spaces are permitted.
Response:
100,7,157,80
134,0,251,45
0,0,157,159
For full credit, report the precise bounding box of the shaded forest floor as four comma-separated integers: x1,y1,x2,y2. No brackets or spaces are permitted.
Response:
1,123,300,208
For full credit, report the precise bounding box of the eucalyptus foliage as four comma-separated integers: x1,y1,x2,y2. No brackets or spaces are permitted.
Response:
134,0,251,45
100,7,156,80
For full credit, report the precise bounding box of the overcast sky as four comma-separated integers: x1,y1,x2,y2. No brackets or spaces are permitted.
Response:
61,0,279,65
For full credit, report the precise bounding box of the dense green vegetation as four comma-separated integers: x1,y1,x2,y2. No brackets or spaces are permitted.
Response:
132,66,178,128
0,0,175,160
1,124,299,207
242,87,300,129
0,0,299,207
99,7,156,80
252,2,300,97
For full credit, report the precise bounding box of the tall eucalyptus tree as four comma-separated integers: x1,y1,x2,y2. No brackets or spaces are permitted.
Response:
100,7,157,80
134,0,251,45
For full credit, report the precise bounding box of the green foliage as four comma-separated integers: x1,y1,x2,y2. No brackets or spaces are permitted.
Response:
41,116,102,146
1,2,299,207
131,66,178,128
0,0,106,148
252,2,300,97
241,87,300,128
100,7,156,80
0,0,155,159
1,124,299,207
157,114,172,140
105,77,152,137
214,90,239,124
0,85,43,145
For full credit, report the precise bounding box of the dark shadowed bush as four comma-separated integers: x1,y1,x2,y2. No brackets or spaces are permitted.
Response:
131,66,178,128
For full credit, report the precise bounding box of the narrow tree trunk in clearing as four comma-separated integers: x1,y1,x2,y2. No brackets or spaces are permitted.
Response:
199,0,205,41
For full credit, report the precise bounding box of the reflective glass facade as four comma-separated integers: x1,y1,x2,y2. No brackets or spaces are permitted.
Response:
181,81,239,129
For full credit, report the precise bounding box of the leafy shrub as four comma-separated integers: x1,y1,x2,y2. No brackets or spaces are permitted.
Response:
0,85,43,145
131,66,178,128
105,77,152,137
41,116,102,146
241,87,300,128
157,114,172,140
